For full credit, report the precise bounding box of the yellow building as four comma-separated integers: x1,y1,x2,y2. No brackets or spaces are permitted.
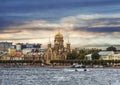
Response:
8,48,16,56
44,30,70,64
1,54,11,60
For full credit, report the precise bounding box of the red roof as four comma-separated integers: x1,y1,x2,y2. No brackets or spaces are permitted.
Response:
14,53,22,57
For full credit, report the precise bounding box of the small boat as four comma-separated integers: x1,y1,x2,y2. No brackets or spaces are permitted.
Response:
84,69,87,71
72,63,86,68
75,69,78,71
64,68,88,72
75,69,87,72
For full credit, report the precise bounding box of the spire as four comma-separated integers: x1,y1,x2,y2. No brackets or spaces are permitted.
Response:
67,33,70,44
48,37,51,44
57,28,61,34
48,37,51,48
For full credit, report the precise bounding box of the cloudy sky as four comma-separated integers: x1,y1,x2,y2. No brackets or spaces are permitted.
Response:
0,0,120,48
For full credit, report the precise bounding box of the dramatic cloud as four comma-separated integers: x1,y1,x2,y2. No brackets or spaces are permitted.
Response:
0,0,120,48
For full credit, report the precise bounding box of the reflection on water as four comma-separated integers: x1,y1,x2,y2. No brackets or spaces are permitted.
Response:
0,68,120,85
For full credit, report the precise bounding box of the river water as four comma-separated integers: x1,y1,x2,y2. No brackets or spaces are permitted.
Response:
0,68,120,85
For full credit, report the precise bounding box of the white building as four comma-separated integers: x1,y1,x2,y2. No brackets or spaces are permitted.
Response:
113,54,120,60
99,51,114,60
85,51,115,60
16,43,22,52
85,54,92,60
22,49,32,54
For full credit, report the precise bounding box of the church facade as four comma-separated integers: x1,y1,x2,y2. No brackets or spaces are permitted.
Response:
44,31,71,64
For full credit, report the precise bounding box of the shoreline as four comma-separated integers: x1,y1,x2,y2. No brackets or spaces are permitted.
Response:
0,65,120,69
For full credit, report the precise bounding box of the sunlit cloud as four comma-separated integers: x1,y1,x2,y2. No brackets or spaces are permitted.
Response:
1,12,120,48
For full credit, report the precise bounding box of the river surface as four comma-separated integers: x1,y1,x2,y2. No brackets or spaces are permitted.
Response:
0,68,120,85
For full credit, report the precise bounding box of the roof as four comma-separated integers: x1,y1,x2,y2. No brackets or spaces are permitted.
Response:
114,53,120,56
86,54,92,57
99,51,114,56
14,52,23,57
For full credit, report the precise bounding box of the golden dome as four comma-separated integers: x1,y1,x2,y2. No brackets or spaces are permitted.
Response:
55,30,63,39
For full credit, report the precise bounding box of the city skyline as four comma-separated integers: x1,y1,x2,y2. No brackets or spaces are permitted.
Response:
0,0,120,48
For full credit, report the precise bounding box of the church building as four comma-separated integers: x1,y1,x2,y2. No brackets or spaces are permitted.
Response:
44,30,71,64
